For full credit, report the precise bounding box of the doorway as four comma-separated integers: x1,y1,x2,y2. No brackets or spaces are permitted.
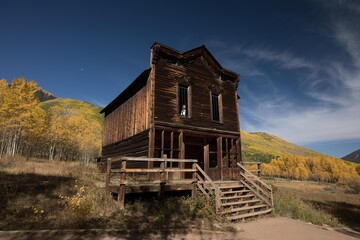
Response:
185,144,204,169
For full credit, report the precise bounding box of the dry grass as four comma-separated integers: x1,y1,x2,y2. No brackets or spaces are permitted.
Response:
270,178,360,232
0,156,223,231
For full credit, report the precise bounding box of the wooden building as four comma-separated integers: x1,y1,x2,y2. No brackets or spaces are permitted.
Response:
101,42,241,180
100,43,273,220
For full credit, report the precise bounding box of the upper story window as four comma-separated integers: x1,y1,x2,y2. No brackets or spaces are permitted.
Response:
211,93,222,122
178,84,191,117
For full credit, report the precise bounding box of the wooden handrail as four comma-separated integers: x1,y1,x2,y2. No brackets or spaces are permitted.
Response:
239,171,271,200
237,163,272,191
111,156,198,163
112,168,196,173
196,164,219,192
242,161,262,165
195,164,222,213
106,156,199,208
237,162,273,208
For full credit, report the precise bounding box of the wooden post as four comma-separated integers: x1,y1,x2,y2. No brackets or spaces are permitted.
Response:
148,128,155,180
215,188,221,214
192,162,197,196
257,163,261,177
170,131,174,163
236,138,241,179
159,159,165,203
161,130,165,157
204,144,209,171
179,132,185,179
236,138,241,163
118,159,127,209
217,137,223,180
162,154,168,180
106,158,112,193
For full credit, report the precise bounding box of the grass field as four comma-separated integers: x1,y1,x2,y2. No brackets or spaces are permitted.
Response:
0,156,224,232
271,178,360,232
1,156,359,232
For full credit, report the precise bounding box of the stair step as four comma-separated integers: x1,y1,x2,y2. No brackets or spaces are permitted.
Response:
213,181,239,186
222,189,250,195
221,198,261,207
216,184,244,190
226,208,273,221
220,194,255,201
221,204,267,215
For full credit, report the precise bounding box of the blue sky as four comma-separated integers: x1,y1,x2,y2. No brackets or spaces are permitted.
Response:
1,0,359,158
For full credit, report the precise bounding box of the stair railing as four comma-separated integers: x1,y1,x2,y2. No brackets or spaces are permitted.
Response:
195,164,222,213
237,162,273,208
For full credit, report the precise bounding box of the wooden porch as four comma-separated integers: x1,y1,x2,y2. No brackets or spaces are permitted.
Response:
105,156,273,221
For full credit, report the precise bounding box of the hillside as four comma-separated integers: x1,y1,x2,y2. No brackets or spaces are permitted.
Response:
39,98,103,125
342,149,360,164
241,130,325,163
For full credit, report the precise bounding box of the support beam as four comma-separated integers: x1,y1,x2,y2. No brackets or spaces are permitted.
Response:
217,137,223,180
118,159,127,209
106,158,112,193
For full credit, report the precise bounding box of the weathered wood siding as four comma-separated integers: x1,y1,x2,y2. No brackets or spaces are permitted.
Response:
102,130,149,158
154,58,240,133
103,85,149,146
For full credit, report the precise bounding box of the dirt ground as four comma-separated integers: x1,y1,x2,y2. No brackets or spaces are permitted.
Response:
235,217,360,240
0,217,358,240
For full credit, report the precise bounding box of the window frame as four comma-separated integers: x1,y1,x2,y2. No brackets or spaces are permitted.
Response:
177,84,192,118
210,92,223,123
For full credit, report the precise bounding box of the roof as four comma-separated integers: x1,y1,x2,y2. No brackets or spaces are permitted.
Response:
151,42,240,83
100,68,150,115
101,42,241,115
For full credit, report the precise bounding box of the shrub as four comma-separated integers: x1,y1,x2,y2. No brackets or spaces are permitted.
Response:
274,192,339,226
344,178,360,194
59,184,92,228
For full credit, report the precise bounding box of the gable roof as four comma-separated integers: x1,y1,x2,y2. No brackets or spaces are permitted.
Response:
151,42,240,83
101,42,241,115
100,68,150,115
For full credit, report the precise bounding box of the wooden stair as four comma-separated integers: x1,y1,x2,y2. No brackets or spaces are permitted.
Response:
196,163,274,221
216,181,272,220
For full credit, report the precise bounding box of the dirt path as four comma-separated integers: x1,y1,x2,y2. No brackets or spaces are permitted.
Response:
0,217,358,239
235,217,360,240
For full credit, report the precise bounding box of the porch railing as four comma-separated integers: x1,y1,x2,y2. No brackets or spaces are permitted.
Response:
237,162,273,208
106,156,198,208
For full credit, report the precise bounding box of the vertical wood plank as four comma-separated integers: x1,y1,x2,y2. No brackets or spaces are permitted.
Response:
148,128,155,169
161,130,164,157
179,132,185,179
118,159,127,209
217,137,223,180
159,159,165,203
170,132,174,159
192,162,197,196
236,138,241,163
204,144,209,172
105,158,112,193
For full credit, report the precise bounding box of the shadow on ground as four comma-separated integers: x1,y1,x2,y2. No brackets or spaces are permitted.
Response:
0,171,75,230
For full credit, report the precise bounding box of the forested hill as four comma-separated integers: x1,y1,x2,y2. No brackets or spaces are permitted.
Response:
39,98,103,125
241,130,326,163
0,78,103,162
342,149,360,164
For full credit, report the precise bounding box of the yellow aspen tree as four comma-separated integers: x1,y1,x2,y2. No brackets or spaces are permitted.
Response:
0,78,45,157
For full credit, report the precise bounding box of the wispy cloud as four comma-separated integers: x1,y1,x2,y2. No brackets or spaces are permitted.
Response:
86,97,106,107
210,2,360,146
240,48,316,70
